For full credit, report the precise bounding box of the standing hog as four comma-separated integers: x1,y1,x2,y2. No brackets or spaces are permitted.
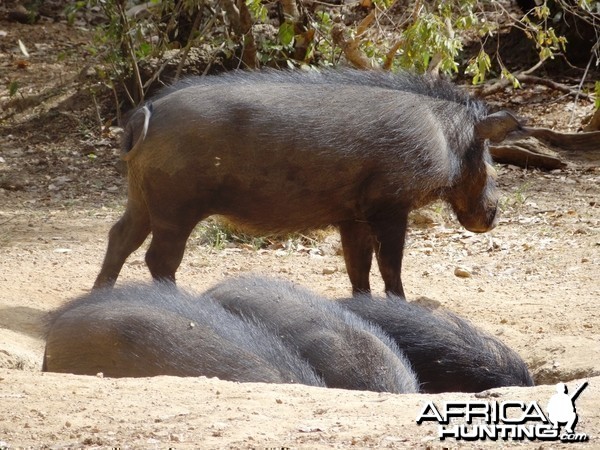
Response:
207,275,419,393
94,69,526,296
43,283,324,386
340,295,534,393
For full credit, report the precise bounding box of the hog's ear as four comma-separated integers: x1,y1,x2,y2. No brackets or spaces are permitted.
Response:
475,111,527,143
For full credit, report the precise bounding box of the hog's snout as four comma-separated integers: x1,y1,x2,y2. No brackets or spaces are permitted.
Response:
456,198,498,233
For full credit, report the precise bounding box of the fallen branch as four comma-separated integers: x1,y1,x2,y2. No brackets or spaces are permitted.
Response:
522,127,600,152
490,127,600,169
478,74,592,101
490,139,566,170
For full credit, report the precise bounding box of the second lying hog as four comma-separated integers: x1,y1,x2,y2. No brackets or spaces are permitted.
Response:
207,275,419,394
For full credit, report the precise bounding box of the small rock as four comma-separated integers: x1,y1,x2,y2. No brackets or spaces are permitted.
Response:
454,266,472,278
52,175,71,185
107,126,123,138
8,6,39,24
322,267,337,275
170,433,184,443
308,248,323,256
298,425,324,433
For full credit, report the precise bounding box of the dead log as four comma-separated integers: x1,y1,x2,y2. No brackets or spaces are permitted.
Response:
490,139,566,170
522,127,600,152
490,128,600,170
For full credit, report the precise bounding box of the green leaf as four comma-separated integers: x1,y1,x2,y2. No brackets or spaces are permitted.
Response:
501,68,521,89
136,42,152,59
279,21,295,48
246,0,268,22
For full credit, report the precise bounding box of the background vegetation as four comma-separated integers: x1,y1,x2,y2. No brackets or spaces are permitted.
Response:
63,0,599,109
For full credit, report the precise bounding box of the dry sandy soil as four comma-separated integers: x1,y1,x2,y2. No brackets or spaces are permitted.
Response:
0,17,599,450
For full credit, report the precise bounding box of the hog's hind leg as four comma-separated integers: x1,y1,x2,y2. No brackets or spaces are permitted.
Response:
144,218,199,284
93,200,151,289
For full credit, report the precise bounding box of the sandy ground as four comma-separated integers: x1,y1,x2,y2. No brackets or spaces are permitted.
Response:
1,15,599,450
1,163,599,449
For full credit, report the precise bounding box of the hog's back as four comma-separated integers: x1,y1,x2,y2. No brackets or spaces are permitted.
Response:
128,83,458,233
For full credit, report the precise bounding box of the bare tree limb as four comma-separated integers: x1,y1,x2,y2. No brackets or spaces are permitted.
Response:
238,0,258,69
115,3,144,105
220,0,242,34
331,24,379,70
280,0,299,21
175,4,205,81
383,39,403,71
220,0,258,69
569,53,594,127
356,9,376,36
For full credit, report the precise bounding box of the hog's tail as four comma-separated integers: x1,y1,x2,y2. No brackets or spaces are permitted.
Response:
121,102,153,162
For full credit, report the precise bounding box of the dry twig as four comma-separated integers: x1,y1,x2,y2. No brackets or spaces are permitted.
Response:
478,73,592,101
